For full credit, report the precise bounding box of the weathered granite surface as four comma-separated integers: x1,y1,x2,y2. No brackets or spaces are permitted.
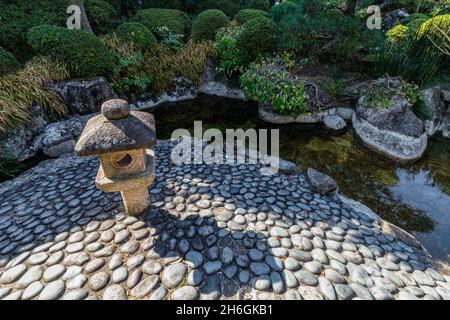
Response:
0,140,449,300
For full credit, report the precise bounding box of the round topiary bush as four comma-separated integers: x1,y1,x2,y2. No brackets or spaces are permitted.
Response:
242,0,270,11
0,47,20,76
236,17,277,62
145,0,184,10
234,9,268,24
198,0,240,17
131,8,191,38
27,25,114,78
116,22,157,50
85,0,118,34
192,9,229,42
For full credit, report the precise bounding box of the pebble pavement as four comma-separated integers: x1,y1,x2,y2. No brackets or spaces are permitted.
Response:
0,140,449,300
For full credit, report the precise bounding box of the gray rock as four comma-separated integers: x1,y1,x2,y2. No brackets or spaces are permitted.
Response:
131,276,160,298
306,168,338,196
354,81,427,161
162,263,187,288
103,285,128,300
319,277,337,300
22,282,44,300
335,284,356,300
0,264,27,284
250,262,271,276
185,251,204,269
171,286,199,300
295,270,318,286
49,77,117,115
323,115,347,131
38,280,66,300
203,261,222,275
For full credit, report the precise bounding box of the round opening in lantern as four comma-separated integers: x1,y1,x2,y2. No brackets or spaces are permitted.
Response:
112,153,134,169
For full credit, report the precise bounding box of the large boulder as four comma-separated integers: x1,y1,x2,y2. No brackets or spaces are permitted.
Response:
49,77,117,115
353,80,427,162
0,105,49,161
32,114,93,158
420,86,450,139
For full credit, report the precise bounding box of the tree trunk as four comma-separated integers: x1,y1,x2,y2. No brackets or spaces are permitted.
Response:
68,0,93,33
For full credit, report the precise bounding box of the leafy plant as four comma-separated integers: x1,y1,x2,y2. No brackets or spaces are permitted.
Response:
240,56,308,117
214,26,247,76
322,79,347,99
154,26,184,51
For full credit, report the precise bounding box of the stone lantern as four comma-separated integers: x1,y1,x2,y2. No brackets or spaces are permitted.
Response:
75,99,157,216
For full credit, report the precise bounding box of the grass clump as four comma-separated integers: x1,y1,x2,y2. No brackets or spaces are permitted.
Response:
0,57,69,133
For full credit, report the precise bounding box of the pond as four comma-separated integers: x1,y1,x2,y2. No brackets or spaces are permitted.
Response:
153,94,450,264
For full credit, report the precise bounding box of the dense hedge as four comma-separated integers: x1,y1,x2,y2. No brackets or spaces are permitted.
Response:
116,22,157,50
192,9,229,42
242,0,270,11
144,0,184,10
85,0,119,34
0,47,21,76
237,17,277,62
27,25,114,78
234,9,268,24
0,0,67,60
132,8,191,38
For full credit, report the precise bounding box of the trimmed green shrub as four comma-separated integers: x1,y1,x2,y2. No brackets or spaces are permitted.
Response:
0,47,20,76
27,25,114,78
236,17,277,62
387,25,410,43
242,0,270,11
0,0,67,60
269,1,298,23
85,0,119,34
234,9,268,24
192,9,229,42
144,0,184,10
116,22,157,50
198,0,240,17
132,8,191,38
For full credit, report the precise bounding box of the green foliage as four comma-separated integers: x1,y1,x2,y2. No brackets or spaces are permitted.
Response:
234,9,269,24
387,25,410,43
215,26,247,76
116,22,157,50
274,3,383,59
192,10,229,42
27,25,114,79
0,47,20,76
85,0,119,34
0,142,23,178
132,8,191,39
154,27,184,51
402,13,429,25
144,0,185,10
374,15,449,85
322,79,347,99
242,0,270,11
236,17,277,62
240,56,308,117
269,1,299,23
0,0,67,60
198,0,240,17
